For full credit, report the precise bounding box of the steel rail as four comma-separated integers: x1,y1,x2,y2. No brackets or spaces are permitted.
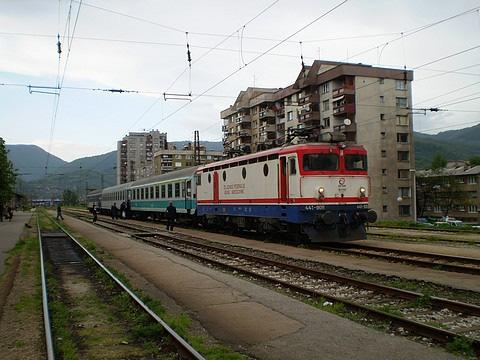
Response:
316,243,480,275
44,216,205,360
37,214,55,360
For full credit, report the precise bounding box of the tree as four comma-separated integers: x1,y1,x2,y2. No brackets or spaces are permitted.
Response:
431,153,447,171
62,189,79,206
469,156,480,167
0,138,16,213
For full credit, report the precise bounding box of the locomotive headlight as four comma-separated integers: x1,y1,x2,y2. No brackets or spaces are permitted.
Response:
315,186,325,200
359,187,366,197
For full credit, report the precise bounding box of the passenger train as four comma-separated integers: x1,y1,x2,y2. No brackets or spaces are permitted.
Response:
87,142,377,242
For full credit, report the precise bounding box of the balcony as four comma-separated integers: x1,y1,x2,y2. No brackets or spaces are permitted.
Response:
298,93,319,105
260,124,276,133
276,108,285,118
299,111,320,123
333,122,356,133
333,103,355,116
238,130,251,138
235,115,251,123
259,109,275,119
332,84,355,98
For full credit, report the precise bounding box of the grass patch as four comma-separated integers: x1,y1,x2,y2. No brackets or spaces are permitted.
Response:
408,294,432,309
446,336,474,357
375,304,403,317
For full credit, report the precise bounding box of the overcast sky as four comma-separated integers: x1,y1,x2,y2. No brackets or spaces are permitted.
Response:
1,0,479,162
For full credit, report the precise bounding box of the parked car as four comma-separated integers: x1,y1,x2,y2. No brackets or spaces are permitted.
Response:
435,216,464,227
416,218,434,227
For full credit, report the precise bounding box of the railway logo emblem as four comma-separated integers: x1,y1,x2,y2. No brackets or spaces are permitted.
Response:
338,178,346,186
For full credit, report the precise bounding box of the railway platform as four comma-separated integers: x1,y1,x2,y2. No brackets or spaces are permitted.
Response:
0,211,32,275
63,215,458,360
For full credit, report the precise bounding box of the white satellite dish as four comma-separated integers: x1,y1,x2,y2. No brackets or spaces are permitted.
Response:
343,118,352,126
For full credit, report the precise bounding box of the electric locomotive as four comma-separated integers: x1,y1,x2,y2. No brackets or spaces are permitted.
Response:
195,142,376,242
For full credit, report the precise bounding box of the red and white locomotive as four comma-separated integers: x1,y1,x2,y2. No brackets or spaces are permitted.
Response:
195,142,377,242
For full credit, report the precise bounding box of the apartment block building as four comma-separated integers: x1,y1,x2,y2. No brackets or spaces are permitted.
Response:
221,60,414,220
417,162,480,223
153,143,224,174
117,130,168,184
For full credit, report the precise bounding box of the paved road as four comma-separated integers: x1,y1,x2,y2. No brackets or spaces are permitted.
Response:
0,211,33,275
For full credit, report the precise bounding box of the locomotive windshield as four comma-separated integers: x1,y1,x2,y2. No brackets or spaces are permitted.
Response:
303,154,338,171
345,154,368,170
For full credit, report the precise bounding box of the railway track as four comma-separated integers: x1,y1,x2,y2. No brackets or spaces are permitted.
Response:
38,214,205,360
71,214,480,354
315,243,480,276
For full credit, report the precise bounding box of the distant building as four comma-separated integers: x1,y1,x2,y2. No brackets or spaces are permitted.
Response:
117,130,167,184
221,60,414,220
417,162,480,223
153,143,224,174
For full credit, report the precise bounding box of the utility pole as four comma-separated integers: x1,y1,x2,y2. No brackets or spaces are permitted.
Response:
194,130,201,165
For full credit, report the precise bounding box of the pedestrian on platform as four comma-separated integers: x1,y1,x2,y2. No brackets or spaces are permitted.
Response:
7,206,13,221
166,202,177,231
92,205,98,223
111,203,118,220
56,204,64,220
120,201,126,219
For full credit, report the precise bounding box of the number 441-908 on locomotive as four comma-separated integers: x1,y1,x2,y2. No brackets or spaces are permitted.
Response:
88,142,377,243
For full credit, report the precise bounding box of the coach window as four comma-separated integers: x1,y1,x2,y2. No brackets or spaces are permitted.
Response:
168,184,173,198
146,188,149,199
155,185,159,198
175,183,180,197
289,158,297,175
208,174,211,183
242,167,247,179
181,182,186,197
263,163,269,176
136,189,140,199
186,180,192,196
141,188,144,199
161,185,166,198
150,186,154,199
196,174,202,186
222,171,226,181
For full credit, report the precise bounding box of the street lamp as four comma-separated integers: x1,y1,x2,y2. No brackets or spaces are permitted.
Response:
410,169,417,221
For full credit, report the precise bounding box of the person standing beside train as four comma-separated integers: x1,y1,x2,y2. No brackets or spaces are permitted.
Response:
166,202,177,231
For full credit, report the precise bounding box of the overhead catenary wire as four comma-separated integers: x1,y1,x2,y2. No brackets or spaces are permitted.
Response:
45,0,83,174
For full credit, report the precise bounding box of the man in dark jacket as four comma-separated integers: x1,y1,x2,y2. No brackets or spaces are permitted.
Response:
166,202,177,231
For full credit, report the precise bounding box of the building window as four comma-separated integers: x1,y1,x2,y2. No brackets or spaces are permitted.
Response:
381,131,386,138
398,169,409,179
399,205,411,216
383,205,388,212
322,82,330,94
322,100,329,111
396,80,406,90
287,111,293,121
398,151,409,161
382,186,388,193
167,184,173,198
323,117,330,128
382,168,387,175
434,205,441,213
468,205,478,213
381,150,386,158
396,115,409,126
380,113,385,121
397,133,409,143
396,97,408,108
399,187,410,198
379,96,384,103
468,176,477,184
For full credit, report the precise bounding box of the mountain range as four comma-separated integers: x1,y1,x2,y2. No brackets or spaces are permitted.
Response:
6,125,480,198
